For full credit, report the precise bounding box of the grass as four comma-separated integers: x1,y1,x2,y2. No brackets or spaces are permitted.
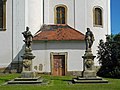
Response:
0,73,20,84
0,73,120,90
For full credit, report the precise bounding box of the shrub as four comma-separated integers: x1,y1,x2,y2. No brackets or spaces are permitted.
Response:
97,34,120,78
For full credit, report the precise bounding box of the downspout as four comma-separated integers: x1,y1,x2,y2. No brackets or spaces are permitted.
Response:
43,0,45,24
85,0,87,31
74,0,75,29
11,0,14,72
12,0,13,62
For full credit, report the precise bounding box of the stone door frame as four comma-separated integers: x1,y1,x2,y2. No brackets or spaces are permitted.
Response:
50,52,68,76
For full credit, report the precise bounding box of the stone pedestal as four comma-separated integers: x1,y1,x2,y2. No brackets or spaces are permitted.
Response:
21,71,36,78
7,28,45,85
21,48,36,78
7,52,44,84
82,51,96,78
7,48,44,84
21,48,35,77
72,50,108,84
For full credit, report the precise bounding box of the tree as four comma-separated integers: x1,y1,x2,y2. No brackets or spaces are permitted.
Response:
97,34,120,78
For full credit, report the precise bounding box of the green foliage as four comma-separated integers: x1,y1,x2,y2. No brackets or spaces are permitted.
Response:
97,34,120,78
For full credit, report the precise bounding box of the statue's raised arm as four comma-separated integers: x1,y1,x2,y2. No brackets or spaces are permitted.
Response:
85,28,95,51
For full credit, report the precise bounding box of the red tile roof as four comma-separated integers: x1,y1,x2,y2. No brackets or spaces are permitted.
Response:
33,24,85,41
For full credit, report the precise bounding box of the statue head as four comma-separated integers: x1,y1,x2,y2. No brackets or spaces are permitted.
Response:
26,26,29,31
87,28,90,32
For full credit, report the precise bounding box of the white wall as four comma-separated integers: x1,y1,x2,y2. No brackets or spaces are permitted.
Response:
12,0,25,62
12,0,44,62
86,0,111,65
0,0,12,68
44,0,75,28
32,41,85,73
27,0,43,34
0,0,111,70
75,0,86,34
42,0,111,66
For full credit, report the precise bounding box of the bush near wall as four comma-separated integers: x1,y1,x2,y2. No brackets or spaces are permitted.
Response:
97,34,120,78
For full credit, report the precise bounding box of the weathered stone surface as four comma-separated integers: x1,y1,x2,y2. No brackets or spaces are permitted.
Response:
82,51,96,78
72,76,108,84
7,27,43,85
14,76,41,81
21,71,36,78
73,78,108,83
82,70,96,78
7,76,43,84
72,37,108,84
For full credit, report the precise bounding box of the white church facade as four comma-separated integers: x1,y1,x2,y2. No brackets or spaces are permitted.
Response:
0,0,111,76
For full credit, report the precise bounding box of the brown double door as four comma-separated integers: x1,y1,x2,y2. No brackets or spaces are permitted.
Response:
53,55,65,76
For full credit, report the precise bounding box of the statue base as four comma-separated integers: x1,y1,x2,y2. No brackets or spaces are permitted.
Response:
72,50,108,84
82,70,96,78
82,51,96,78
72,76,108,84
21,50,35,72
7,69,44,85
21,71,36,78
7,50,44,85
7,76,43,84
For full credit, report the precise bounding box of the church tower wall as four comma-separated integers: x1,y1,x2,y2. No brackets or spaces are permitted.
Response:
11,0,44,72
0,0,13,70
0,0,111,74
48,0,75,28
27,0,43,34
86,0,111,65
41,0,111,66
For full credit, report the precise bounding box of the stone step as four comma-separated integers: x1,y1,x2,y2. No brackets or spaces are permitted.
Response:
77,76,103,80
14,76,41,81
73,78,108,84
7,79,43,84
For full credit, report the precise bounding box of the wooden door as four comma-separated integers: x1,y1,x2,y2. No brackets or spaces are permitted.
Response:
53,55,65,76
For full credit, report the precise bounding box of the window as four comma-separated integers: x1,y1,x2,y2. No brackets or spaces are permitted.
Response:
55,5,67,24
0,0,6,30
93,7,103,27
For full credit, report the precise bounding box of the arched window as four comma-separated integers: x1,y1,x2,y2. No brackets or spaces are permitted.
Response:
0,0,6,30
93,7,103,27
55,5,67,24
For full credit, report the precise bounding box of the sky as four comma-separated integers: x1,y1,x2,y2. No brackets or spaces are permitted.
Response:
111,0,120,34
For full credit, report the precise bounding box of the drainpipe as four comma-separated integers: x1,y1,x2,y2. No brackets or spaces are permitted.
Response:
12,0,13,62
43,0,45,24
11,0,14,73
74,0,75,29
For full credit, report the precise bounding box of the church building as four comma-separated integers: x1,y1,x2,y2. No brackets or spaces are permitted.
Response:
0,0,111,76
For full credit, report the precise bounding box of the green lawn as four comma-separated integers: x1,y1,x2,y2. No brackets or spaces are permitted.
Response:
0,74,120,90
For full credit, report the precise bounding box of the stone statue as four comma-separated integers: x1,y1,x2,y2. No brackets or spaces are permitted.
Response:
21,26,35,75
85,28,95,51
22,27,33,49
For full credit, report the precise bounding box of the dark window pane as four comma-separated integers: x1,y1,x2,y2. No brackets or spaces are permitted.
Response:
56,6,66,24
95,8,102,25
